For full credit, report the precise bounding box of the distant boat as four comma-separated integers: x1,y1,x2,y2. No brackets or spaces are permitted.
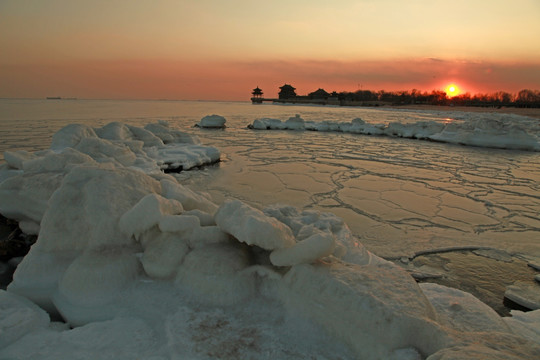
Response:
46,96,61,100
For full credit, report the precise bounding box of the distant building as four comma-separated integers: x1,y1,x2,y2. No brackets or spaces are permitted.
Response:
309,88,330,100
279,84,297,99
252,86,263,98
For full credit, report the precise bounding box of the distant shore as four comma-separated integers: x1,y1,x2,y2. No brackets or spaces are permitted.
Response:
387,104,540,120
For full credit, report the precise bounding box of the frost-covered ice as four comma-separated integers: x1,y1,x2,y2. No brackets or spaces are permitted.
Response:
249,113,540,151
1,121,540,359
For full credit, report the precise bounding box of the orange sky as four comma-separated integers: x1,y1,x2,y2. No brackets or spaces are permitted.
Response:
1,0,539,100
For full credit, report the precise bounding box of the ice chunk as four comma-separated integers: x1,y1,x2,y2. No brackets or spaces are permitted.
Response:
0,317,157,359
158,214,200,233
22,148,96,173
270,231,335,266
175,243,255,305
56,247,141,307
504,281,540,310
284,114,305,130
50,123,98,150
0,290,50,348
7,165,161,311
144,121,200,145
263,204,373,265
75,137,137,167
420,283,511,333
183,209,215,226
426,332,540,360
141,232,189,279
3,150,36,170
7,249,76,314
0,149,98,233
39,166,162,252
95,121,164,147
277,262,447,359
53,247,141,326
197,114,226,128
160,178,218,213
504,309,540,345
0,172,63,233
188,225,231,248
214,199,295,250
152,143,220,171
119,193,184,239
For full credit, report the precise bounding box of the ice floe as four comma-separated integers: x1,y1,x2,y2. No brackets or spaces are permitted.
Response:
0,121,540,359
248,113,540,151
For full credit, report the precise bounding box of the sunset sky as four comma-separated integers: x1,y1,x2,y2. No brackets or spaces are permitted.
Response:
1,0,539,100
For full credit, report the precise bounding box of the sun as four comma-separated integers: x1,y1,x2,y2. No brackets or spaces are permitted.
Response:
445,83,460,97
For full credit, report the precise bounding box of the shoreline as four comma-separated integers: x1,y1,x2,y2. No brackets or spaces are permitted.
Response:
386,104,540,119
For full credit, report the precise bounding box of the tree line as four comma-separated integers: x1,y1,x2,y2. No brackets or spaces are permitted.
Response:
336,88,540,108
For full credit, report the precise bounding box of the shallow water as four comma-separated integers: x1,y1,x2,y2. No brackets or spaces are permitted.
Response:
1,98,539,311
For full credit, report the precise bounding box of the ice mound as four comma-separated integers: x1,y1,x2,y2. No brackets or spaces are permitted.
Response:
196,114,227,128
1,122,540,359
249,113,540,151
0,121,219,235
49,120,217,173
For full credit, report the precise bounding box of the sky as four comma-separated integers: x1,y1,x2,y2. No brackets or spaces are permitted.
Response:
1,0,539,101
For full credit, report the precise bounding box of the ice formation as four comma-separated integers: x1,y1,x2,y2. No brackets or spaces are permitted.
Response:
196,114,227,128
0,121,219,235
1,122,540,359
249,114,540,151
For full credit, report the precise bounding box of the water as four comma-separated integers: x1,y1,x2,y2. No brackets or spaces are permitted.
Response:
1,98,540,313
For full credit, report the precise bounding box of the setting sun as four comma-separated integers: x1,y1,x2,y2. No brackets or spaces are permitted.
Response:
445,84,460,97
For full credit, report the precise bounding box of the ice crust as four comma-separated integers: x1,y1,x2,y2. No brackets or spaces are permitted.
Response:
1,122,539,359
249,114,540,151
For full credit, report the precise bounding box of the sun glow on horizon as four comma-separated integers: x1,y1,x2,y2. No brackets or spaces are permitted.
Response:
445,83,461,97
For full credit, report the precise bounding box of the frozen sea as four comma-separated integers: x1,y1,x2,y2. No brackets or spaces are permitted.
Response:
1,98,540,359
3,100,539,250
